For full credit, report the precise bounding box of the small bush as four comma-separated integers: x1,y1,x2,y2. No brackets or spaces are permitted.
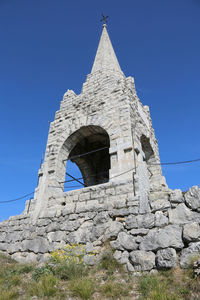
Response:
100,280,129,299
29,274,58,297
32,264,54,281
0,288,18,300
0,253,16,265
138,274,183,300
54,260,88,280
50,243,89,281
50,243,86,264
69,277,94,300
98,250,123,275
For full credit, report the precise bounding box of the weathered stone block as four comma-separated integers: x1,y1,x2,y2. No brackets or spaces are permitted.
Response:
183,222,200,243
116,232,138,251
21,237,50,253
105,221,124,239
130,250,155,271
156,248,177,269
155,211,168,227
150,199,171,212
180,242,200,268
170,189,184,203
168,203,200,225
185,186,200,211
139,225,184,251
137,213,155,229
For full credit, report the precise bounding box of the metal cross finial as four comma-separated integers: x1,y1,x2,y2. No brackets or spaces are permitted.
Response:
101,14,109,26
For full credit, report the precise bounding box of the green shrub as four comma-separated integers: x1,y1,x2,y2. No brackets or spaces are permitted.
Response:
50,243,86,264
100,280,129,299
0,288,18,300
54,260,88,280
69,277,94,300
98,250,123,275
138,274,183,300
29,274,58,297
32,264,54,281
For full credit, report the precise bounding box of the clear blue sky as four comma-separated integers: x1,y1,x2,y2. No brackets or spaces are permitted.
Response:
0,0,199,221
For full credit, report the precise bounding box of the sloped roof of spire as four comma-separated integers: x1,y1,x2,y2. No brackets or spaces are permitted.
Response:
91,24,122,74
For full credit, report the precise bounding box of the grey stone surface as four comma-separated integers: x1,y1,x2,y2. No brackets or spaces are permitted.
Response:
130,250,155,271
117,232,138,251
180,242,200,268
185,186,200,211
105,221,124,239
169,203,200,225
156,248,177,269
137,213,155,229
170,189,184,204
120,250,129,264
140,225,184,251
86,242,93,254
113,250,122,261
125,215,137,229
183,222,200,243
110,239,124,251
84,254,95,266
155,211,168,227
130,228,149,236
21,237,50,254
150,199,171,212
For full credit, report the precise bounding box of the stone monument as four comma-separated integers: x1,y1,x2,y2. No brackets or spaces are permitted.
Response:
0,23,199,271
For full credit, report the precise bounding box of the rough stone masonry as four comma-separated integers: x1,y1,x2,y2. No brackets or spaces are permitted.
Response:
0,24,200,272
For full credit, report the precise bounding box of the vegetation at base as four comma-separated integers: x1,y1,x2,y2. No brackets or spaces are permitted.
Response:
0,249,199,300
69,277,95,300
138,267,200,300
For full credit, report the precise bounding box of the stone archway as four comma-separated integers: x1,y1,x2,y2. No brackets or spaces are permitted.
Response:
57,125,110,189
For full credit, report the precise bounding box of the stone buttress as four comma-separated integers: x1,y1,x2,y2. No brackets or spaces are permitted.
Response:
0,24,199,271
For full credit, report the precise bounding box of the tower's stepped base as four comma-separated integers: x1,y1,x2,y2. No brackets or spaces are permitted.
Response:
0,185,200,272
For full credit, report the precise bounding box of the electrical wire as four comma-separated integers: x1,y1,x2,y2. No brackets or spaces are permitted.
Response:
1,154,200,204
149,158,200,166
63,146,109,162
0,192,34,204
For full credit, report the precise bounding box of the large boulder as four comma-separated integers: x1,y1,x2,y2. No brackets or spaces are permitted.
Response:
156,248,177,269
170,189,184,204
180,242,200,268
130,250,155,271
185,186,200,211
20,237,50,253
116,232,138,251
105,221,124,239
139,225,184,251
155,211,168,227
183,222,200,243
150,199,171,212
168,203,200,225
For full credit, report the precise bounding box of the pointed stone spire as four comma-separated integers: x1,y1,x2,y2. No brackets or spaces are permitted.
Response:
91,24,123,74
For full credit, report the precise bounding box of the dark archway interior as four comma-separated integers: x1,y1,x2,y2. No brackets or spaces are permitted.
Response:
140,135,154,162
67,127,110,187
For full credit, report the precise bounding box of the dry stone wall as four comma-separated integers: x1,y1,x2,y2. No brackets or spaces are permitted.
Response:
0,184,200,272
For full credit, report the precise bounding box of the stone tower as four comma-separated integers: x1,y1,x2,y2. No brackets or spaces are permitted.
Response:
30,23,167,221
1,23,200,269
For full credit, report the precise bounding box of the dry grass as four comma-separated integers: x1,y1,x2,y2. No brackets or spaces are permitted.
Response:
0,251,199,299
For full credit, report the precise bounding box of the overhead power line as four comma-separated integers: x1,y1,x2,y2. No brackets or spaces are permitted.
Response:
0,192,34,204
0,153,199,204
63,146,109,162
149,157,200,166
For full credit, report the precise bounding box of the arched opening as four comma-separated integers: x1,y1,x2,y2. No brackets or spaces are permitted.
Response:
63,126,110,190
140,135,157,178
